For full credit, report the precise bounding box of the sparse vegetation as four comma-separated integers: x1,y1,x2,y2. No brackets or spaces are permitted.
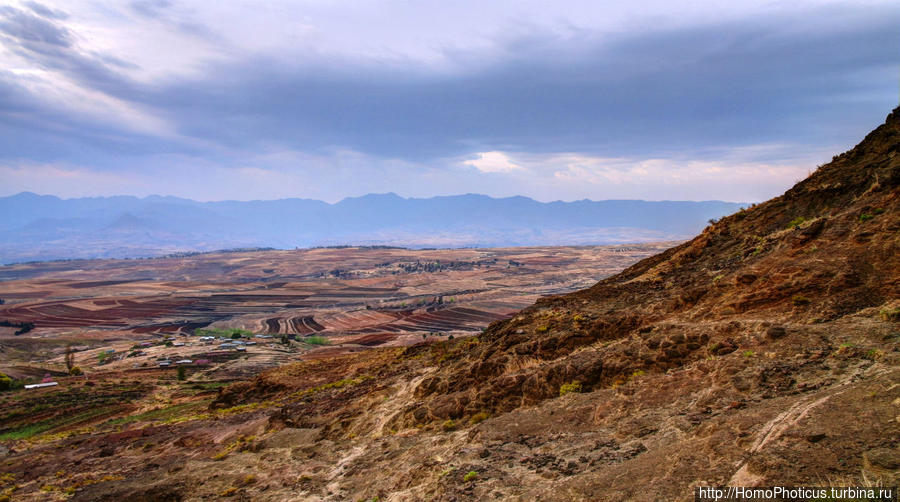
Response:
864,349,883,360
788,216,807,229
302,336,329,345
463,471,478,482
442,419,457,431
293,376,371,399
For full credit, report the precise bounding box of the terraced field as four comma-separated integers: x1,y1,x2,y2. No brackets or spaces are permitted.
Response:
0,244,673,376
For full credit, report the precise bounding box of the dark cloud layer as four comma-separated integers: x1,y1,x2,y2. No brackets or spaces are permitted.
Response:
0,3,897,177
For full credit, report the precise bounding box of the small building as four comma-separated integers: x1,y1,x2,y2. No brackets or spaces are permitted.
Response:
175,359,192,365
25,382,58,389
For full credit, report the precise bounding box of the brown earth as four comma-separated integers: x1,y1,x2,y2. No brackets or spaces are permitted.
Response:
0,244,669,380
1,109,899,501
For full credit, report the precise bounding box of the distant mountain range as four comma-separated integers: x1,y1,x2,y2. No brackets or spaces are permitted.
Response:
0,192,747,263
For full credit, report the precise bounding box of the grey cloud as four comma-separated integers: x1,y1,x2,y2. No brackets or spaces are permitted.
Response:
0,3,898,175
23,1,68,20
128,0,218,41
0,6,142,99
0,6,71,48
130,0,173,19
132,5,897,161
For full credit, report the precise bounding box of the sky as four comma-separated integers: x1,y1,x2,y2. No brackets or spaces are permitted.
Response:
0,0,898,203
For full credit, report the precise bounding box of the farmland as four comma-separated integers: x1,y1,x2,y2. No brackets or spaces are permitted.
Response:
0,244,672,381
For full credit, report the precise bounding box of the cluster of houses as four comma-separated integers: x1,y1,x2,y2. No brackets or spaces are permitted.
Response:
154,336,260,367
157,359,195,367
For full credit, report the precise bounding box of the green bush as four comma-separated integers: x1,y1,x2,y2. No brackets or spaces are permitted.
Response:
463,471,478,482
0,373,12,391
69,366,83,376
559,381,582,396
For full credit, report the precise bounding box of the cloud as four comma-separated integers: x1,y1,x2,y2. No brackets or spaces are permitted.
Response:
0,5,71,48
129,0,172,19
0,1,897,202
22,1,67,20
463,151,522,173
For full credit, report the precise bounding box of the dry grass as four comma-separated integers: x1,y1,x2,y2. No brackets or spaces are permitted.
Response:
503,356,543,375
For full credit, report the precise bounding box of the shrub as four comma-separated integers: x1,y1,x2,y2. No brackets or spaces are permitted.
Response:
469,412,490,425
788,217,806,229
441,419,457,432
879,307,900,322
859,213,874,222
865,349,884,360
69,366,83,376
463,471,478,482
177,366,186,381
559,381,582,396
791,295,811,306
219,486,238,496
0,373,11,392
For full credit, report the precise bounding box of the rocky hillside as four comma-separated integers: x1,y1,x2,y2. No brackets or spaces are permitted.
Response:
400,107,900,427
3,109,899,501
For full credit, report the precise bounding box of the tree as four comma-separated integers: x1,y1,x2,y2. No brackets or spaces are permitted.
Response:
65,345,75,372
177,366,187,381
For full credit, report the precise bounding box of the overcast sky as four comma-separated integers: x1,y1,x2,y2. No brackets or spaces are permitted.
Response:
0,0,898,202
